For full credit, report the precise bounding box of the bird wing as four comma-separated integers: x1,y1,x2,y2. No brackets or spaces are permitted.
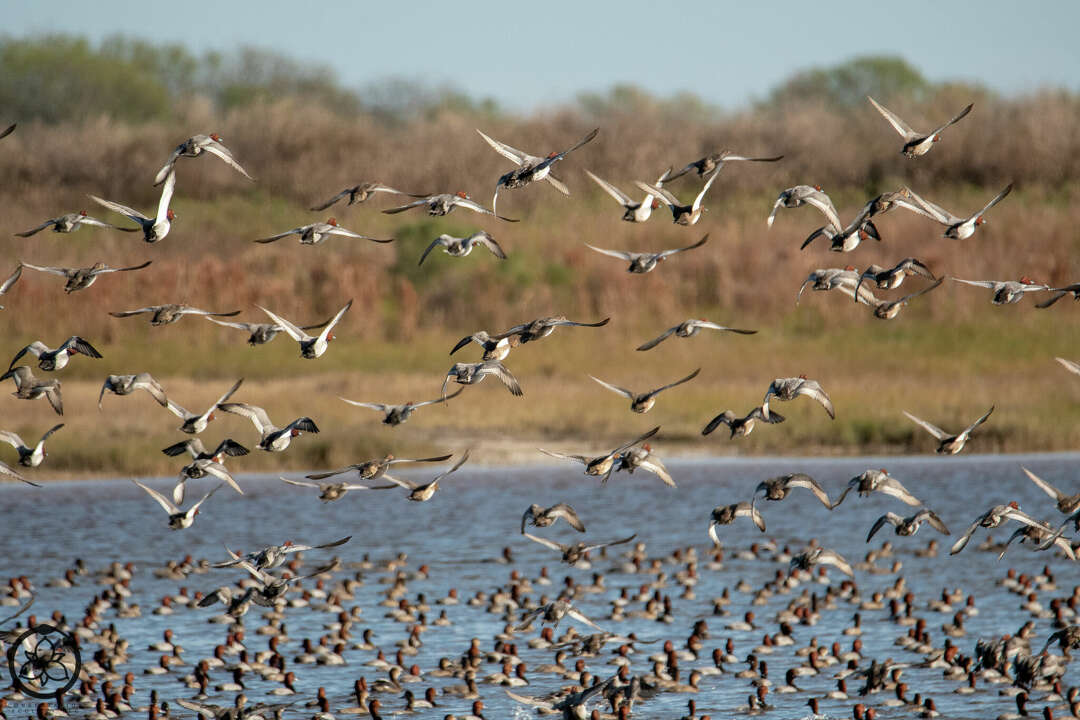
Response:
474,232,507,259
785,473,833,508
961,406,994,436
156,169,177,222
134,479,180,514
381,197,430,214
255,226,305,244
106,260,154,275
1056,357,1080,377
201,462,242,495
866,513,902,543
637,457,676,488
867,96,918,140
901,187,961,225
1022,467,1065,503
659,234,709,259
928,103,974,137
476,129,531,165
411,387,465,408
878,477,923,506
7,342,46,370
0,460,38,487
205,318,255,331
648,368,701,396
189,483,223,513
973,183,1013,219
480,361,523,396
585,170,632,205
309,189,352,211
701,411,734,436
633,181,680,207
920,509,950,535
796,380,835,419
612,426,661,456
523,532,565,552
0,431,24,449
565,607,605,631
430,449,470,484
588,375,634,399
418,236,447,266
0,264,21,295
15,219,57,237
537,449,589,465
802,191,844,232
203,141,254,180
290,535,352,553
257,305,309,342
162,439,200,458
691,170,720,212
950,514,989,555
316,299,353,346
543,172,570,196
21,263,70,277
584,243,634,261
219,402,272,435
281,477,322,489
89,195,148,223
951,277,997,290
505,690,554,710
903,411,948,440
635,326,677,351
694,321,757,334
818,549,854,577
44,384,63,415
339,397,389,412
747,405,785,424
549,503,586,532
133,374,169,406
585,533,638,554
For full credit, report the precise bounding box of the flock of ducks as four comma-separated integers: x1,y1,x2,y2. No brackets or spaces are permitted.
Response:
0,90,1078,720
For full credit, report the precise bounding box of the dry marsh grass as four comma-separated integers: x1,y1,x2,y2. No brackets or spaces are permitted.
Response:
1,94,1079,480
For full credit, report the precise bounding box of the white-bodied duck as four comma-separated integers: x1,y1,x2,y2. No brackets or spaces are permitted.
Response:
217,402,319,452
419,231,506,266
8,336,102,372
257,299,352,359
903,406,993,454
0,423,63,468
867,96,973,158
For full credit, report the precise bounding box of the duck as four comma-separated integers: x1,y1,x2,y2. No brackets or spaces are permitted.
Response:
586,234,708,272
762,375,834,419
635,173,718,225
1,366,63,415
205,313,333,346
589,368,699,414
767,184,831,228
796,266,878,305
153,133,253,184
256,299,353,359
585,168,668,222
708,503,766,541
477,127,598,214
903,406,994,454
866,96,973,157
340,390,464,425
702,406,784,438
951,276,1050,305
255,218,391,245
21,260,153,293
310,183,426,210
523,532,637,567
0,423,63,467
903,184,1013,239
418,231,506,265
90,169,177,242
382,191,517,221
790,547,854,578
280,475,396,501
613,444,675,487
951,501,1047,555
832,469,924,508
866,509,951,543
382,451,471,502
636,318,755,351
214,535,350,572
442,360,522,398
753,473,833,511
217,402,319,452
515,598,605,632
15,210,138,237
855,257,936,296
1022,467,1080,514
539,426,659,482
667,149,783,181
870,278,944,320
521,503,586,534
8,336,102,372
133,480,222,530
98,373,169,409
164,378,243,434
487,315,610,345
109,304,241,326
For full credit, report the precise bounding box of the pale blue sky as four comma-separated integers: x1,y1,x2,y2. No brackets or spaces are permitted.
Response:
5,1,1077,110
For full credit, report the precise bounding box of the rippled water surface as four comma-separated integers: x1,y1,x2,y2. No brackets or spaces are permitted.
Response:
3,453,1079,719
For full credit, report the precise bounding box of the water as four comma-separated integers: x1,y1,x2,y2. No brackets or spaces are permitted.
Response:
2,453,1078,719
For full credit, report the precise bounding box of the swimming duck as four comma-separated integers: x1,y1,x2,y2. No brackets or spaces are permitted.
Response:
383,451,470,502
521,503,586,534
8,336,102,372
340,389,464,425
382,191,517,221
418,231,506,266
586,235,708,273
98,373,169,409
831,469,924,508
1,366,62,415
523,532,636,567
701,406,784,438
310,183,426,210
586,168,669,222
91,169,177,243
15,210,138,237
133,480,221,530
22,260,152,294
217,402,319,452
110,304,241,326
637,319,755,350
255,219,391,245
165,378,243,434
709,503,766,541
539,426,659,482
477,127,598,215
902,184,1013,239
442,360,522,399
866,96,973,158
589,368,700,414
154,134,253,185
903,406,993,454
667,149,783,181
257,299,352,359
762,376,834,420
0,423,63,467
866,510,950,542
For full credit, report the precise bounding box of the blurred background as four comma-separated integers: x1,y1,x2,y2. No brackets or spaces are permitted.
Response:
2,1,1079,476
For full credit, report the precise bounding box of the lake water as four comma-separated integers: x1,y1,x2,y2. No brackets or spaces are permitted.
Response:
2,453,1078,719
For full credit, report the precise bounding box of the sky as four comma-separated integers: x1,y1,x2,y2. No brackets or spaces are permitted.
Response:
5,1,1078,111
